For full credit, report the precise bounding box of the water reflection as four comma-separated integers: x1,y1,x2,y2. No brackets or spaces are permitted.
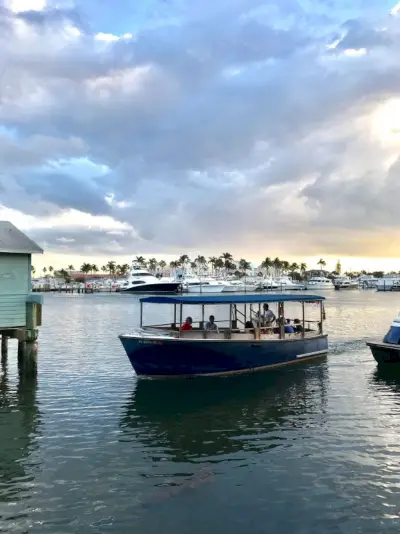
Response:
0,360,41,508
120,363,329,462
371,366,400,393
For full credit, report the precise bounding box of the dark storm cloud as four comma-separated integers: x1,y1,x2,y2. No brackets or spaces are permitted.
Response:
0,0,400,257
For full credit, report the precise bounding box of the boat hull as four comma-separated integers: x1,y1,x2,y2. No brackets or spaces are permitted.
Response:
367,341,400,364
121,283,181,294
119,334,328,377
186,285,225,293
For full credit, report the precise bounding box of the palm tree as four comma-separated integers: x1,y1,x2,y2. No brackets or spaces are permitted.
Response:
272,257,282,277
214,258,224,274
195,255,207,274
148,258,158,272
178,255,190,267
158,260,167,272
290,262,299,273
281,260,290,273
106,261,116,277
225,260,236,273
101,265,108,274
80,263,92,275
91,264,98,275
261,257,272,275
169,260,179,275
31,265,35,275
119,264,130,276
190,261,197,271
48,266,54,276
317,258,326,271
300,262,307,274
239,259,251,273
135,256,146,267
208,257,218,275
42,267,47,277
67,264,74,271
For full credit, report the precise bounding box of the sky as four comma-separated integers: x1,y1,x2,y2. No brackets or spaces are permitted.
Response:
1,0,400,273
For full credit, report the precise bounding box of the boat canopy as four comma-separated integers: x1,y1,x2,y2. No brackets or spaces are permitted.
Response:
139,294,325,305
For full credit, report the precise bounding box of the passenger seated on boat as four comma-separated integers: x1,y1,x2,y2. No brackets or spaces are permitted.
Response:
251,311,261,328
262,304,276,326
180,317,193,331
205,315,219,332
274,317,295,334
245,320,254,330
294,318,303,333
285,319,295,334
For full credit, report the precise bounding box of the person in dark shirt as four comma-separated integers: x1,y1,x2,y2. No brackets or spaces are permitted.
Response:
180,317,193,330
205,315,218,331
293,318,303,333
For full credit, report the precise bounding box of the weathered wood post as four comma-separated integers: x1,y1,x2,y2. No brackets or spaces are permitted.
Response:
18,298,42,377
1,335,8,363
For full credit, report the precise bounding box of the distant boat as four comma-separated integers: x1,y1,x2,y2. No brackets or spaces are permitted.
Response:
333,276,359,290
367,315,400,364
376,276,400,292
305,276,334,290
119,294,328,377
120,263,181,294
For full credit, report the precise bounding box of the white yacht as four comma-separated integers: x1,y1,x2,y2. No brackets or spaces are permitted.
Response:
376,275,400,292
174,273,226,293
120,263,182,293
305,276,334,290
222,279,246,292
262,278,279,290
333,276,359,290
274,275,306,291
358,275,379,289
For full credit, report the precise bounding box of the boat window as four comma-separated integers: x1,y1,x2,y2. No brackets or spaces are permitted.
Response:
132,273,153,277
131,281,145,285
384,326,400,344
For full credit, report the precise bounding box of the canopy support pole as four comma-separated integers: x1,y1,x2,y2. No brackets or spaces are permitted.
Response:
140,302,143,328
279,302,285,339
320,301,324,334
179,304,183,338
301,302,305,339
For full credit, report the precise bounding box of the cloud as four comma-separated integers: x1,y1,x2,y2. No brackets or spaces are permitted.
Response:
0,0,400,260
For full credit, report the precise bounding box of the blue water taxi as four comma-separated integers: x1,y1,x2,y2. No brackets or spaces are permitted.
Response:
119,294,328,377
367,315,400,364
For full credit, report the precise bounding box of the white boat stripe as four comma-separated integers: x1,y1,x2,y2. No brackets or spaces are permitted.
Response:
296,350,328,359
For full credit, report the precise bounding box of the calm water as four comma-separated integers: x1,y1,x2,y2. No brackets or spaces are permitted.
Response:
1,291,400,533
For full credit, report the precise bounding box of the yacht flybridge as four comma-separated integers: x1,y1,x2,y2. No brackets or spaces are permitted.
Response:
120,263,181,294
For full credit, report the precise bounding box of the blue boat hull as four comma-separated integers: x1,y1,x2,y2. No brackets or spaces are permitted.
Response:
119,335,328,377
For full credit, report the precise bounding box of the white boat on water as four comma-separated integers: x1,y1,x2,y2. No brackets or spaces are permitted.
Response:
358,275,379,289
120,263,181,293
175,273,226,293
274,275,306,291
376,275,400,292
333,276,359,290
262,278,279,290
305,276,334,290
222,280,245,292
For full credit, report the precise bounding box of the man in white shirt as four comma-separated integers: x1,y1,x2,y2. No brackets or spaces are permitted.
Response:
262,304,276,326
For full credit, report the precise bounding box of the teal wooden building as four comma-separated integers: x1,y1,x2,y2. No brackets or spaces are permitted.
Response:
0,221,43,329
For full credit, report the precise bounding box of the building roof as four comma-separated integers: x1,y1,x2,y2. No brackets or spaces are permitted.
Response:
0,221,43,254
140,294,325,305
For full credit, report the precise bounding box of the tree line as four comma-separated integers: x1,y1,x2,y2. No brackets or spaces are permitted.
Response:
31,253,392,283
31,254,330,282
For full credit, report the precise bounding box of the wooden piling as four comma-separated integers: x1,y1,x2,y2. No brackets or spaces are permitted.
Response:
1,335,8,363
